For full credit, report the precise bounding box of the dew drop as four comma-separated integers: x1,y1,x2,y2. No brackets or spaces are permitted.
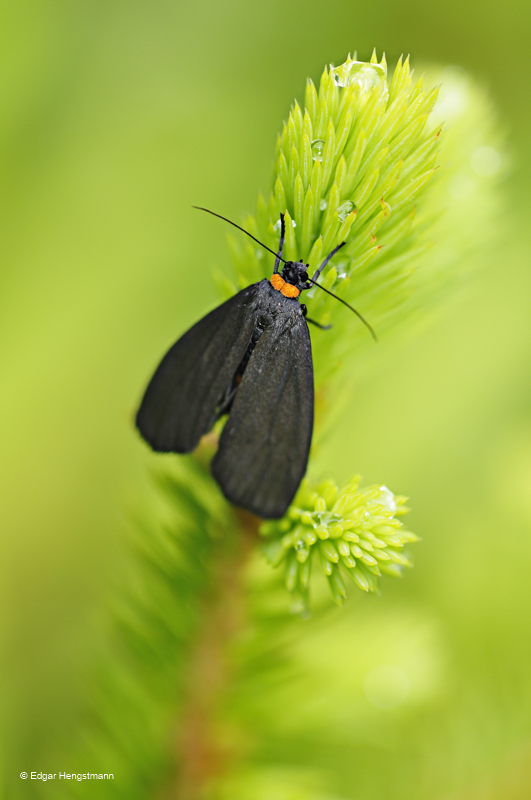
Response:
311,139,325,162
256,249,263,259
330,59,388,101
337,200,354,222
319,199,328,211
378,485,397,513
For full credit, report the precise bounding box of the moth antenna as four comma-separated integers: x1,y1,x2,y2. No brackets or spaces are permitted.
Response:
308,278,378,342
311,241,347,281
193,206,287,264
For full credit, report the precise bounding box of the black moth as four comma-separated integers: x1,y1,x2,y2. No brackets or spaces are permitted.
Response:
136,208,376,519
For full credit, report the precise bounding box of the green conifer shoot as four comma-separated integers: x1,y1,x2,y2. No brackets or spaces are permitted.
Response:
220,51,447,603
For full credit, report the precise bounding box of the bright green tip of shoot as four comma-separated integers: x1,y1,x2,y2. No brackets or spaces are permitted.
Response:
220,52,500,389
228,52,440,328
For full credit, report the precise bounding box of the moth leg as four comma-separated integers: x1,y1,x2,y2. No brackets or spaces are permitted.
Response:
300,304,331,330
216,383,238,417
306,317,331,330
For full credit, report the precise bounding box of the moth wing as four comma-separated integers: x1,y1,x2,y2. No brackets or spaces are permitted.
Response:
212,313,313,519
136,285,258,453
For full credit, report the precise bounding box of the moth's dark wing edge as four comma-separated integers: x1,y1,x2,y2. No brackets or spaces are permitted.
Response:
136,285,259,453
212,314,313,519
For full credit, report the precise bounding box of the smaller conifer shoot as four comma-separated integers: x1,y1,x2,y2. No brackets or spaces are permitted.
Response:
262,477,417,607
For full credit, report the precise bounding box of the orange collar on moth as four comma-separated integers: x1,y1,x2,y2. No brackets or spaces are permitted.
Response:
270,274,300,298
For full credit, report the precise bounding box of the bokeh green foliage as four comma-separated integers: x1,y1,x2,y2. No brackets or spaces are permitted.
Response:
50,459,233,800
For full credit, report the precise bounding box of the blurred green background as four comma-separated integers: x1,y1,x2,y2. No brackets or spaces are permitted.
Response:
1,1,531,798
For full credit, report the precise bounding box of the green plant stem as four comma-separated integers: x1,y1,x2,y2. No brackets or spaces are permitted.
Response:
168,509,261,800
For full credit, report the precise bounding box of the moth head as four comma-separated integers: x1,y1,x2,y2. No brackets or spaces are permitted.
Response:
280,260,310,291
